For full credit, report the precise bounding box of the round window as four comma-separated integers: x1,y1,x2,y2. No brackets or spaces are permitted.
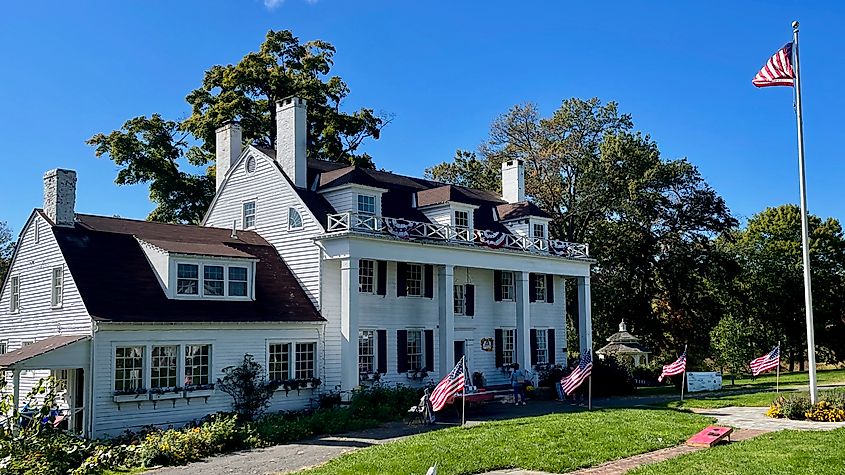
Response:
245,156,257,174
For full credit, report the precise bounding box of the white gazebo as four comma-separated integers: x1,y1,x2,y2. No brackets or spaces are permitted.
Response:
596,320,650,367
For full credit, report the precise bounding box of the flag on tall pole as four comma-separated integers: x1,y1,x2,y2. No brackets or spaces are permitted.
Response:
750,346,781,376
658,349,687,383
429,357,466,412
561,350,592,396
753,21,819,404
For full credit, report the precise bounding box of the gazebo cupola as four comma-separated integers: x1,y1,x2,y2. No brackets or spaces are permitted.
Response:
596,319,651,367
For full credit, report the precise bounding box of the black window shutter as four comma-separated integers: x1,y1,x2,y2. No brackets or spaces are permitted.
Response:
547,329,556,364
494,329,503,368
424,264,434,298
464,284,475,316
376,261,387,296
397,330,408,373
493,270,503,302
397,262,407,297
424,329,434,371
546,274,554,303
529,274,537,303
377,329,388,373
530,329,538,366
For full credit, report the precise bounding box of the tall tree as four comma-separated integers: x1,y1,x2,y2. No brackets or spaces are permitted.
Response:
0,222,13,282
89,30,387,224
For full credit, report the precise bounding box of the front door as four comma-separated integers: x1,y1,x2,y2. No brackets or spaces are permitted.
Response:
454,340,466,367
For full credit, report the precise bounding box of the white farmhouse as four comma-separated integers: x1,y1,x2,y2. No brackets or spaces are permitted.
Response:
0,97,594,438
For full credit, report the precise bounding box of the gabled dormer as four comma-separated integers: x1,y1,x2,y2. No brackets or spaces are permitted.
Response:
415,185,480,236
136,238,257,301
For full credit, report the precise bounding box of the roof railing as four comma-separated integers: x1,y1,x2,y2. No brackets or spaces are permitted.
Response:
325,212,589,260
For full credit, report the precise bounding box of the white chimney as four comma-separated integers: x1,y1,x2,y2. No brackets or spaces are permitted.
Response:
501,159,525,203
276,96,307,188
215,121,242,191
43,169,77,227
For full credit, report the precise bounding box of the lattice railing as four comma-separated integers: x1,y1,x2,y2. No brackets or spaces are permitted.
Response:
325,212,589,259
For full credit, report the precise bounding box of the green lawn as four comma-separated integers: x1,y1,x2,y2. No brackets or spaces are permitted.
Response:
653,390,792,409
636,368,845,399
297,409,711,475
629,428,845,475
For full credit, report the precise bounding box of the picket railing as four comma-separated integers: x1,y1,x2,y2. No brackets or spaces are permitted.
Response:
325,212,589,259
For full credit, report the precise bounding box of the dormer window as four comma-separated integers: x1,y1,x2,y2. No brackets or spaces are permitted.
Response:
177,264,200,295
176,261,251,299
243,201,256,229
533,223,546,239
203,265,225,296
229,267,248,296
455,210,469,228
357,194,376,215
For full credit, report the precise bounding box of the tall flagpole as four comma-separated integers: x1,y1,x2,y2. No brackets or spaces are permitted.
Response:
792,20,818,405
776,341,781,394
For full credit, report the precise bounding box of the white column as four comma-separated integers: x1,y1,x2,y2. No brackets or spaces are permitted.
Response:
340,258,360,391
577,276,593,353
438,265,455,376
515,271,531,370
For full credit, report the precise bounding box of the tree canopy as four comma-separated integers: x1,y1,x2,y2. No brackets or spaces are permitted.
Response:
0,222,13,282
89,30,387,224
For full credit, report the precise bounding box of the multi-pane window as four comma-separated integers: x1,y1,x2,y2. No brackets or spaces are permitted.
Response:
359,259,375,293
268,343,290,382
407,330,423,371
501,271,514,301
151,346,178,389
114,346,144,392
359,330,375,374
229,267,248,297
454,210,469,228
534,274,547,302
453,284,465,315
533,223,546,239
357,194,376,215
184,345,211,387
502,329,515,365
204,266,225,296
9,276,19,312
406,264,423,297
295,343,316,379
0,341,7,355
288,207,303,230
51,267,63,307
535,329,548,365
243,201,256,229
177,264,199,295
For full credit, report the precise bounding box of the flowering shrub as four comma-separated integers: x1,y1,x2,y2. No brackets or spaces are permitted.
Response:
767,390,845,422
804,401,845,422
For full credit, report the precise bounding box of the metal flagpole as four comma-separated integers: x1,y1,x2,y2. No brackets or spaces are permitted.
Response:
777,342,781,394
587,375,592,411
792,20,819,405
680,346,687,403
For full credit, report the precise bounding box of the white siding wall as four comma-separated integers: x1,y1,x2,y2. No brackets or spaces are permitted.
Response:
204,151,323,307
502,220,530,237
91,323,324,438
137,240,169,292
324,261,567,389
419,205,452,228
321,186,384,217
0,213,91,401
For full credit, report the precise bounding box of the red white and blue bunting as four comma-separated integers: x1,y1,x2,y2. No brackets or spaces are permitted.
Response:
473,229,507,249
384,218,417,239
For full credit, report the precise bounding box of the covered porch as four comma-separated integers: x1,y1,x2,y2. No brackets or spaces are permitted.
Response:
0,334,91,436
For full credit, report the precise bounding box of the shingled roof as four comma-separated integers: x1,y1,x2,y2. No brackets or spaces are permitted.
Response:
48,212,324,324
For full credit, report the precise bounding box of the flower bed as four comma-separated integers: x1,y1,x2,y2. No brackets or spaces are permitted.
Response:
767,389,845,422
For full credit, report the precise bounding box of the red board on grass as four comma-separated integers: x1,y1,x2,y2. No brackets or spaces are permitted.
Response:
686,426,733,447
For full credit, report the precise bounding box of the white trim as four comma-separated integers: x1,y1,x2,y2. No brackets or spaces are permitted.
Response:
242,199,257,230
265,339,320,382
172,258,253,301
50,265,64,309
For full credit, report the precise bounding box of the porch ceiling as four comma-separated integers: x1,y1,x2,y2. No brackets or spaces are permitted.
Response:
0,335,90,370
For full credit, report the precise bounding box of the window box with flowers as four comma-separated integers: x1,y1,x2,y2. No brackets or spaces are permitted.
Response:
149,387,184,401
360,372,381,384
281,378,322,395
406,369,429,380
112,388,148,403
184,383,216,399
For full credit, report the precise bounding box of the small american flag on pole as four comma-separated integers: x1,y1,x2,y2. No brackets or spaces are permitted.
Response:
753,43,795,87
750,346,781,376
429,357,466,411
561,351,592,395
658,350,687,382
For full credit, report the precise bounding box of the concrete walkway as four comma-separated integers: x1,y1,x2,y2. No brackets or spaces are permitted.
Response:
692,405,845,432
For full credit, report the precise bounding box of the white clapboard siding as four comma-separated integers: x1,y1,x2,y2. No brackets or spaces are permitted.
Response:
0,212,92,401
204,150,323,307
91,324,324,438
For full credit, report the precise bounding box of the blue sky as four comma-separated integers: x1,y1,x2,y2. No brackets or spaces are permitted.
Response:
1,1,842,235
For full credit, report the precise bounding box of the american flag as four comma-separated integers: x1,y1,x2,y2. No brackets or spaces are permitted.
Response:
561,351,592,395
753,43,795,87
430,357,466,411
658,350,687,382
750,346,780,376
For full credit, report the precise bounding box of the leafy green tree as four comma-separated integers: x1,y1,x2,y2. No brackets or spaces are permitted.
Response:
710,315,760,384
425,150,499,191
89,30,387,224
0,222,14,282
725,205,845,368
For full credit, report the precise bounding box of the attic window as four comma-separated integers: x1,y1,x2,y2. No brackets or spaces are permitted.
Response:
288,208,303,230
245,156,257,174
243,201,256,229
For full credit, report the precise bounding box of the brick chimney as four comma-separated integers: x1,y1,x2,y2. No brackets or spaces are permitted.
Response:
276,97,307,188
43,169,77,227
215,121,242,192
501,159,525,203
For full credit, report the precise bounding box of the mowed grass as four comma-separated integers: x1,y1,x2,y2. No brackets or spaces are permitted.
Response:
298,409,711,475
636,368,845,398
654,390,792,409
629,428,845,475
